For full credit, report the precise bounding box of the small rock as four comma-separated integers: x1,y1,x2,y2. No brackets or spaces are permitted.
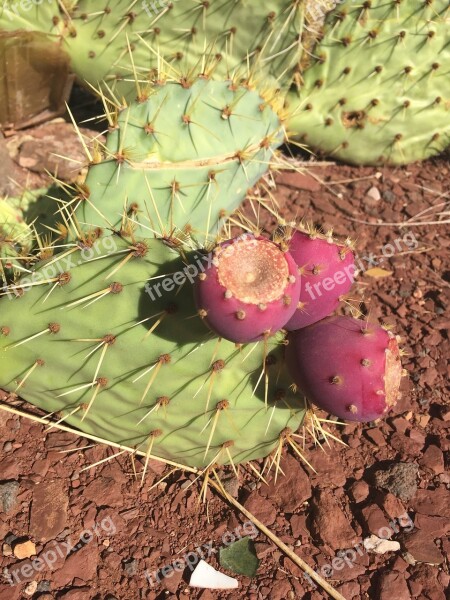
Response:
36,580,51,592
244,493,277,526
264,453,312,512
3,442,12,452
372,462,418,501
0,481,19,513
221,475,239,499
348,480,369,504
122,558,138,576
361,504,389,537
363,535,400,554
403,531,444,565
311,490,357,550
2,543,12,557
162,563,184,594
377,571,411,600
367,186,381,201
83,477,124,507
414,513,450,536
13,539,36,559
365,428,386,447
411,488,450,518
419,445,444,474
53,541,99,587
0,457,20,480
378,492,406,521
23,581,37,596
281,171,321,192
30,480,69,542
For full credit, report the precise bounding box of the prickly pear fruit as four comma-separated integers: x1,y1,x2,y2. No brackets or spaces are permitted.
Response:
194,234,300,343
285,229,355,330
286,316,402,422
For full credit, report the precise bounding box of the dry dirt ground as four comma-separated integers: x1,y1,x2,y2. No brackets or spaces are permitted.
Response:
0,111,449,600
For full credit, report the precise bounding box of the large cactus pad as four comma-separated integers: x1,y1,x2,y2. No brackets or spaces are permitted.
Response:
0,235,305,469
287,0,450,165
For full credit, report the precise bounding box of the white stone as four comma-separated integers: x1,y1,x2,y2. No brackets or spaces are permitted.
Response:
363,535,400,554
367,186,381,201
189,560,239,590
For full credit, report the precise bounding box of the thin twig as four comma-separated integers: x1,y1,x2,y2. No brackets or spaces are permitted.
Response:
209,477,347,600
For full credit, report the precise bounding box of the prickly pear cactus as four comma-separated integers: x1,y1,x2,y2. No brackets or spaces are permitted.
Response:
73,76,286,243
286,0,450,165
1,1,303,99
0,198,33,283
0,235,306,469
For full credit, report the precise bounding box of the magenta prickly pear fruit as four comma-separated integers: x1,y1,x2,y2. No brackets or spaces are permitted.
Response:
286,316,403,422
194,234,301,343
285,230,356,330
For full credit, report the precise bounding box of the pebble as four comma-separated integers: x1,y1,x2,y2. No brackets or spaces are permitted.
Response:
367,186,381,201
244,492,277,526
411,488,450,518
348,480,369,504
363,535,400,554
377,570,411,600
361,504,389,536
0,481,19,513
23,581,37,596
263,452,312,512
403,530,444,565
311,490,357,550
13,539,36,559
419,445,444,474
372,462,418,501
30,480,69,542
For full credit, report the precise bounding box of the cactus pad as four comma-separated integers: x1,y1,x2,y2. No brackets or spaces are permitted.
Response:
0,235,306,469
73,77,285,244
287,0,450,165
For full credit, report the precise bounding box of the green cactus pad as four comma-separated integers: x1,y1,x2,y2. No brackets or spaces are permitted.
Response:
0,236,305,469
73,77,285,243
1,1,303,99
286,0,450,166
62,0,303,98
